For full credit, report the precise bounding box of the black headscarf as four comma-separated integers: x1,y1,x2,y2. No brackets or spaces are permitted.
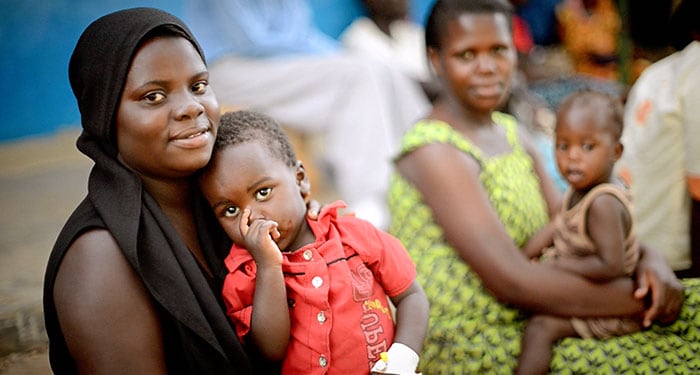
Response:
43,7,254,374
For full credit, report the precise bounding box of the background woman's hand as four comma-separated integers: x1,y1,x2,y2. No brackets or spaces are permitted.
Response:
634,246,685,327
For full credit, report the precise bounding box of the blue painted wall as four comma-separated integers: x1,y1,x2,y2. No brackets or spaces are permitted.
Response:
0,0,434,142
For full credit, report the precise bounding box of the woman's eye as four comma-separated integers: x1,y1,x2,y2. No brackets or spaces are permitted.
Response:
493,45,509,55
256,187,272,201
192,81,207,94
223,205,239,218
143,91,165,104
461,50,475,60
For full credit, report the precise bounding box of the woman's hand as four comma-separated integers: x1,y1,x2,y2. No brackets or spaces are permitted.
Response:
634,246,685,327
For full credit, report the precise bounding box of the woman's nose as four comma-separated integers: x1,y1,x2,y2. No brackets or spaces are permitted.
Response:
174,91,205,120
475,54,497,73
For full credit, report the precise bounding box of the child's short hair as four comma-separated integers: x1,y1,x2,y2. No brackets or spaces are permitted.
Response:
425,0,514,51
214,110,297,167
557,89,624,140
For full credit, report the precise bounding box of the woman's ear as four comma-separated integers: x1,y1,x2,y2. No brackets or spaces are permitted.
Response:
295,160,311,202
428,47,442,77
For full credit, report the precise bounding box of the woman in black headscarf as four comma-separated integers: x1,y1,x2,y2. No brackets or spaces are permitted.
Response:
43,8,257,373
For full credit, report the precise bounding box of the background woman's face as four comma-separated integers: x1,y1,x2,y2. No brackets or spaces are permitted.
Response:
431,13,516,114
115,36,220,179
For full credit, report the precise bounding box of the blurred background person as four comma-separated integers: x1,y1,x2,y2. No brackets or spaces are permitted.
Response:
185,0,431,229
340,0,441,101
617,0,700,278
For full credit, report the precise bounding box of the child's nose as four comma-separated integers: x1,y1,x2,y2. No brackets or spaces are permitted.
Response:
247,207,265,222
568,147,582,160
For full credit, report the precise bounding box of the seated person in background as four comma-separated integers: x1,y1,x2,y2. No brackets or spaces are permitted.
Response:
340,0,440,101
556,0,621,81
388,0,697,373
518,90,644,374
185,0,431,229
198,110,429,375
616,0,700,278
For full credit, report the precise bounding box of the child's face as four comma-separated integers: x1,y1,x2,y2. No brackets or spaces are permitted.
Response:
554,106,622,191
429,12,516,114
199,141,311,252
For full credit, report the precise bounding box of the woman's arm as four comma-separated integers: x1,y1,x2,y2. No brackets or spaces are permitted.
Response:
54,229,167,374
397,143,645,318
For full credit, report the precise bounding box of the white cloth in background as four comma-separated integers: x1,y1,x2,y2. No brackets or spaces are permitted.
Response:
340,17,431,82
185,0,431,228
617,41,700,270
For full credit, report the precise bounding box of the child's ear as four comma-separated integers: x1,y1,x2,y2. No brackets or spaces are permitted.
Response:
613,142,624,161
295,160,311,201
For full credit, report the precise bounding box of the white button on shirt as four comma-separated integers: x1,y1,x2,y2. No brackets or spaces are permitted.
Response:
303,249,313,261
311,276,323,288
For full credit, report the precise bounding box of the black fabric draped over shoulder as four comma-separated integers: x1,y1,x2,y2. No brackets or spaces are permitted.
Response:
42,7,254,374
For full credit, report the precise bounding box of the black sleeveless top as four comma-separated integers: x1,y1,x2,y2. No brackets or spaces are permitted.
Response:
43,194,255,374
42,7,259,374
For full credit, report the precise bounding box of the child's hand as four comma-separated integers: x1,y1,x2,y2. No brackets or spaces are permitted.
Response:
370,343,421,375
239,209,282,267
306,199,322,220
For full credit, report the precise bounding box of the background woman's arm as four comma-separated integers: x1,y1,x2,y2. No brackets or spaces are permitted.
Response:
398,143,645,318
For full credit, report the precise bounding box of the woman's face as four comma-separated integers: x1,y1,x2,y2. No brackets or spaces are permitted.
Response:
115,36,219,179
430,13,516,114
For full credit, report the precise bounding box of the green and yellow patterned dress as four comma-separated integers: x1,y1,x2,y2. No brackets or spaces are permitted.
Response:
388,113,700,374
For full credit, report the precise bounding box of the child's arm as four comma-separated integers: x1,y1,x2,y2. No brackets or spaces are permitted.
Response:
390,280,429,357
522,221,556,259
240,209,290,361
372,280,429,374
550,194,627,281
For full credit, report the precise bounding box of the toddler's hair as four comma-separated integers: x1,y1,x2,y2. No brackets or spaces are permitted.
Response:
557,89,624,140
214,110,297,167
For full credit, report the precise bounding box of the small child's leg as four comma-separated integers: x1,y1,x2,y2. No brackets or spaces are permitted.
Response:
516,315,577,375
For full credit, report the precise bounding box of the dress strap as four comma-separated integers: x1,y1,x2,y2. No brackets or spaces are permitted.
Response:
575,183,635,241
398,119,485,164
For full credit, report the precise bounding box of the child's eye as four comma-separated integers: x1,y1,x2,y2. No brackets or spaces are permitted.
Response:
256,187,272,201
223,205,239,218
582,143,595,151
556,143,568,151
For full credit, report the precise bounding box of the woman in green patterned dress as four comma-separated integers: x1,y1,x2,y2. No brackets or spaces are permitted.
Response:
387,0,699,373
